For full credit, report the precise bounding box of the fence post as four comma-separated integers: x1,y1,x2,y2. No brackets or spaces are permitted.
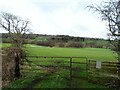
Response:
86,58,88,79
70,57,72,88
86,58,90,80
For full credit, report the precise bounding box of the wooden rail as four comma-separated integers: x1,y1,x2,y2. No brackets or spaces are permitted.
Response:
88,59,119,75
26,56,87,59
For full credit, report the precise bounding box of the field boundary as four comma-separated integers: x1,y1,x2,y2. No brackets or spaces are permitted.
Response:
21,56,119,88
22,56,88,87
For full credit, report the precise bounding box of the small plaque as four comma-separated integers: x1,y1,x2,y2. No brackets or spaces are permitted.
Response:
96,61,101,69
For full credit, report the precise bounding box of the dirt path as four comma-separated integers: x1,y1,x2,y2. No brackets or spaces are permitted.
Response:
22,74,50,90
22,67,57,90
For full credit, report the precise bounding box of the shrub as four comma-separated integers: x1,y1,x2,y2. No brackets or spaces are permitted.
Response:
36,41,54,47
54,42,65,47
66,41,84,48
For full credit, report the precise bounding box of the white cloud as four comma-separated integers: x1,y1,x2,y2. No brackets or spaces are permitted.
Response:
0,0,108,38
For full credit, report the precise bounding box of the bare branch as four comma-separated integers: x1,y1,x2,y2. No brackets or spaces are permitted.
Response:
0,12,30,48
88,0,120,67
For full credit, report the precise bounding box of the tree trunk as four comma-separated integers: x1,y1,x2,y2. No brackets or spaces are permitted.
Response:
117,52,120,88
117,38,120,88
14,54,20,79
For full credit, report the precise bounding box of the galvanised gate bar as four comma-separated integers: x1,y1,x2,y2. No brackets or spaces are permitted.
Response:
21,56,88,87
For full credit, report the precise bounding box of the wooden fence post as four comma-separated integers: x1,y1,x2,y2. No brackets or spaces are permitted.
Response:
86,58,89,80
70,57,72,88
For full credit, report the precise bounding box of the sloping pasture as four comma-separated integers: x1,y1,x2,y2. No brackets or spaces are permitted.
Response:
2,43,118,89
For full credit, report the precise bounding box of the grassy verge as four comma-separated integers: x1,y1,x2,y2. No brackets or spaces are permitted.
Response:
2,73,45,89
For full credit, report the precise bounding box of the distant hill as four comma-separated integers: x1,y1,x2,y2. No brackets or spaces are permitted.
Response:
1,33,111,48
0,33,106,41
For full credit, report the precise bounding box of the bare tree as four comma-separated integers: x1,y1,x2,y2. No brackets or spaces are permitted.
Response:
88,0,120,88
0,12,30,48
0,12,30,78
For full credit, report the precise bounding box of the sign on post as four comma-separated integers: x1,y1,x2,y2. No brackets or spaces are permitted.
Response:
96,61,101,69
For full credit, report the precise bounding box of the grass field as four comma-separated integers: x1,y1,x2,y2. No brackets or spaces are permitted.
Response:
0,43,11,48
1,43,117,62
25,44,117,62
2,43,118,89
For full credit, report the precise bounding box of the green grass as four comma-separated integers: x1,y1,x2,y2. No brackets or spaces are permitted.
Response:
1,43,117,62
25,44,117,62
2,73,47,90
2,43,117,89
33,72,68,88
24,44,117,88
0,43,11,48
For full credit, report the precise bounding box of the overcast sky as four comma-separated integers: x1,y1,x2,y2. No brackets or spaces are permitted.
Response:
0,0,108,39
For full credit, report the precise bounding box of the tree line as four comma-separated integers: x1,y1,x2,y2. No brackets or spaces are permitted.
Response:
1,33,111,48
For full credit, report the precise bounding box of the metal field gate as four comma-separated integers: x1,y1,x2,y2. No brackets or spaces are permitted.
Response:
20,56,119,88
21,56,88,88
